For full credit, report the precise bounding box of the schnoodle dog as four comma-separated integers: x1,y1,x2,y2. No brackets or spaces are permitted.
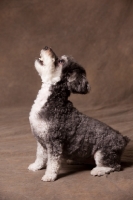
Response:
28,46,130,181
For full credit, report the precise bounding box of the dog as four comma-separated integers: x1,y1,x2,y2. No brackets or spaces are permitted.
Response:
28,46,130,181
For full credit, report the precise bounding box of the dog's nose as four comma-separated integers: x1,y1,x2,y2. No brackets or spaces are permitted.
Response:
43,46,49,50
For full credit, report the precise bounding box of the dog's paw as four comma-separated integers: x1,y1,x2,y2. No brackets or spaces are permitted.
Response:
41,173,57,182
90,167,114,176
28,163,42,172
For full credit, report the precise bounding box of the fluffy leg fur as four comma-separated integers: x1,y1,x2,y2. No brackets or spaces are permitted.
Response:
90,150,117,176
41,145,62,182
28,142,47,171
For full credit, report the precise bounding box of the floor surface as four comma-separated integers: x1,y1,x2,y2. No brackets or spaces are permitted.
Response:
0,105,133,200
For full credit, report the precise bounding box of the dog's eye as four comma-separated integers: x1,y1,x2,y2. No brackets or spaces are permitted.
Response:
59,59,65,64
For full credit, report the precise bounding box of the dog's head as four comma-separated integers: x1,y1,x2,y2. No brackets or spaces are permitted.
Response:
35,46,60,84
59,55,90,94
35,47,90,94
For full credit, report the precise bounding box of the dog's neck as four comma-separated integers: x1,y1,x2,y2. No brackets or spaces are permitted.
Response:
41,74,61,86
32,80,71,112
49,82,70,103
41,81,57,86
42,81,51,85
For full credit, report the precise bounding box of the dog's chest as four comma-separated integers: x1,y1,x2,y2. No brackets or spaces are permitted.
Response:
29,85,51,137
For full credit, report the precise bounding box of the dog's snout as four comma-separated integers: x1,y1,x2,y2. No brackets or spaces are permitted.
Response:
43,46,49,50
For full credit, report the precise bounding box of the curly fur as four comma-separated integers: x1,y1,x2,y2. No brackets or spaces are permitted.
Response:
28,47,130,181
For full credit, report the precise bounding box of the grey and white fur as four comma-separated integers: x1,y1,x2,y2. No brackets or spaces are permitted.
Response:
28,46,130,181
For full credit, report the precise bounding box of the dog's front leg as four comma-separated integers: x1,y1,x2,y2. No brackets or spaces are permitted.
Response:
28,141,47,171
41,143,62,182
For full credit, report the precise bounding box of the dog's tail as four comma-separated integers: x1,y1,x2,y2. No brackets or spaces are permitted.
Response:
123,136,130,146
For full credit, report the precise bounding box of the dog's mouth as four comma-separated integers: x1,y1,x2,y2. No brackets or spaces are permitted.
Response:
38,56,44,66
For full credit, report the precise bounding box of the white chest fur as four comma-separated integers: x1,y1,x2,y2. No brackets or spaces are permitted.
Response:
29,83,51,136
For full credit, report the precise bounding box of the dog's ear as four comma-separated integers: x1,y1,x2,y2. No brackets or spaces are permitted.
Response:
67,69,90,94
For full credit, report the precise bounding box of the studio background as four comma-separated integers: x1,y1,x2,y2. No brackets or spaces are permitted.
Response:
0,1,133,200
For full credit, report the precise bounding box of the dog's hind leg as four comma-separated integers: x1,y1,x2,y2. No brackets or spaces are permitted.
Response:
28,141,47,171
90,150,121,176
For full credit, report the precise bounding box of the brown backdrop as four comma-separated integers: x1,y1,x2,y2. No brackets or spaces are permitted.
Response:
0,0,133,108
0,1,133,200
